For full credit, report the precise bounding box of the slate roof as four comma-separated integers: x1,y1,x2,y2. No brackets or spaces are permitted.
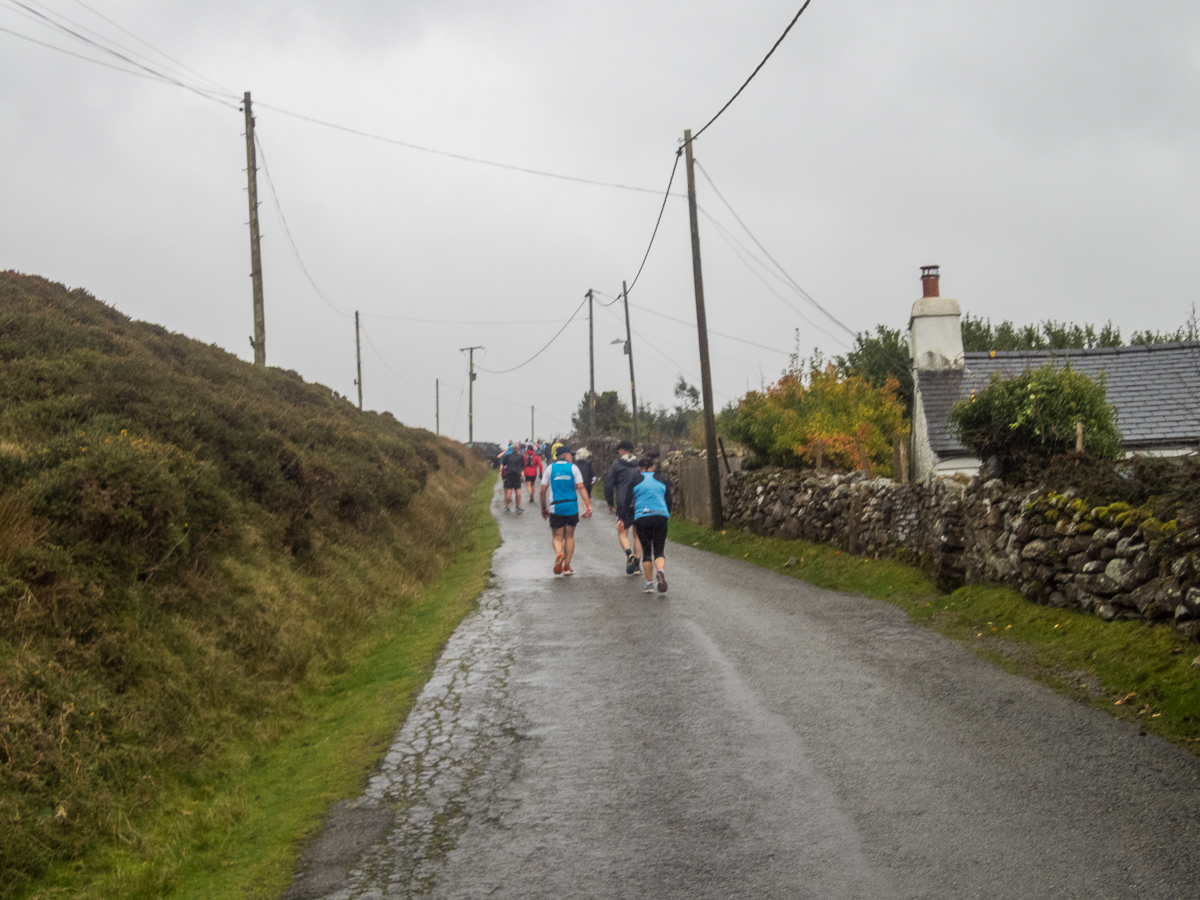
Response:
918,342,1200,456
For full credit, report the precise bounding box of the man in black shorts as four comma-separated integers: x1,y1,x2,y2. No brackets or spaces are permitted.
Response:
604,440,642,574
540,445,593,576
501,442,525,513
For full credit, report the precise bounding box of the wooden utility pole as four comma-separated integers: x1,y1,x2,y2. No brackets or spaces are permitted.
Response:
587,289,596,436
436,379,440,435
461,346,482,443
622,281,638,443
354,311,363,411
683,129,723,529
243,91,266,367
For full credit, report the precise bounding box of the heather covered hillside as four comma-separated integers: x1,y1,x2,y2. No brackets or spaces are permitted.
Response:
0,271,489,896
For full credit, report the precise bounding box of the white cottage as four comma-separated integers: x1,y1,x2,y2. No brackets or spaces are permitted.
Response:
908,266,1200,482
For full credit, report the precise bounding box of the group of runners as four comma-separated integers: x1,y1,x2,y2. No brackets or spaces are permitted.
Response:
497,439,673,593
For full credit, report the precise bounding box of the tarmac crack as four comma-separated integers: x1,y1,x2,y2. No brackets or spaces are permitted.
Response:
288,581,523,900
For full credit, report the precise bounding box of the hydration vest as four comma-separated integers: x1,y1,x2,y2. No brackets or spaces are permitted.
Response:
632,473,670,520
548,460,578,516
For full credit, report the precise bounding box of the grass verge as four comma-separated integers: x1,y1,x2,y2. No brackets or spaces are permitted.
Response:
670,519,1200,753
26,475,501,900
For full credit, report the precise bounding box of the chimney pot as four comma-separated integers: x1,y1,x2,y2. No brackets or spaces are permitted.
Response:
920,265,940,298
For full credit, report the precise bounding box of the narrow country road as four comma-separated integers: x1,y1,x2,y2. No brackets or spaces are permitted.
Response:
286,477,1200,899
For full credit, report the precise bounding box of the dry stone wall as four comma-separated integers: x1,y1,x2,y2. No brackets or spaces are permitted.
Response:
722,466,1200,641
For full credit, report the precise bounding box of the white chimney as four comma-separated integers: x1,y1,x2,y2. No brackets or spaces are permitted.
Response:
908,265,963,370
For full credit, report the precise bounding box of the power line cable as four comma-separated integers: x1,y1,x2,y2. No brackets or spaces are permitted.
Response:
14,0,235,98
360,311,572,326
698,206,847,347
690,0,815,144
628,302,789,355
477,296,590,374
361,327,432,388
253,100,677,197
0,23,177,83
694,159,856,338
64,0,237,98
612,148,684,302
254,131,355,320
451,367,467,441
0,0,237,108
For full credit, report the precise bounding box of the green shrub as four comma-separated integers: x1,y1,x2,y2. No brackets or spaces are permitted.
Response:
949,362,1122,476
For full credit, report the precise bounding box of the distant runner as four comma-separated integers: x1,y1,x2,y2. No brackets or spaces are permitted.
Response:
622,455,673,593
540,445,593,576
603,441,642,575
523,443,544,505
501,442,525,513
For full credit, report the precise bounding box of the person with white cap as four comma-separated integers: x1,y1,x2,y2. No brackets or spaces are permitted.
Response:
540,445,593,576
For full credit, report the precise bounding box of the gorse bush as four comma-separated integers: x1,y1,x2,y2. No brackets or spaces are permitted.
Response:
949,362,1122,476
0,272,478,897
727,362,908,475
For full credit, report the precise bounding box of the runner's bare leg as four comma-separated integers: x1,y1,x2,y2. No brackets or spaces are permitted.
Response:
563,525,576,568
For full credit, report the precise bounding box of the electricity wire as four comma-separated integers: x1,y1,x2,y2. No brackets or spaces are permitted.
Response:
477,296,590,374
65,0,237,98
616,148,684,301
361,327,431,388
360,312,569,326
15,0,235,99
253,100,673,197
694,160,856,338
254,131,355,320
690,0,815,144
451,367,467,441
0,0,238,108
628,302,788,355
698,207,847,348
0,23,176,83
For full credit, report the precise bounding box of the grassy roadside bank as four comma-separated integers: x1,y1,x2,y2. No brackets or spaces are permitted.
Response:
670,519,1200,754
26,473,501,900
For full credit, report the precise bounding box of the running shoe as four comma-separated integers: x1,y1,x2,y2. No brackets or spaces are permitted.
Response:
656,568,668,593
643,581,655,593
516,506,524,514
625,554,639,575
562,566,574,576
553,553,564,575
504,506,511,513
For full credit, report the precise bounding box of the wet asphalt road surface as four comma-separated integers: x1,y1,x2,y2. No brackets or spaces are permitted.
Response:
286,477,1200,899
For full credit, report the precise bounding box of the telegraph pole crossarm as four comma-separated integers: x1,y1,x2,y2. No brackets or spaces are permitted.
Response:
683,128,723,529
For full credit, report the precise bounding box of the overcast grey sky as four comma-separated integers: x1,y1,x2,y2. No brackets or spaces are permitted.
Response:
2,0,1198,443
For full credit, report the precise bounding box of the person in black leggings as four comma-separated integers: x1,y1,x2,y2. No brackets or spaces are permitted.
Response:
625,456,672,593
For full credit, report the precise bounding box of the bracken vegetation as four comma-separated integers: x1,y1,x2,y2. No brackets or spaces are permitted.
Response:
0,271,485,898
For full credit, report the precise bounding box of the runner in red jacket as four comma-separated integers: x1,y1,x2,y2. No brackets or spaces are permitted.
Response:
523,444,544,504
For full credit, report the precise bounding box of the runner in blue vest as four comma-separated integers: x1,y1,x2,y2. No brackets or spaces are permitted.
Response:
620,456,673,593
539,445,593,576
